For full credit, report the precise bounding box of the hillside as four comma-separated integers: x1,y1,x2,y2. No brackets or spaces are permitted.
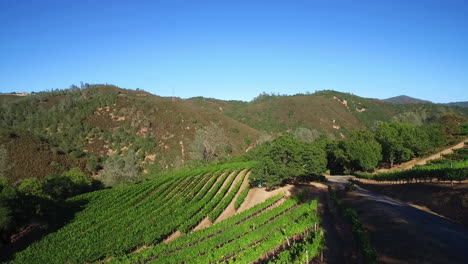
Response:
189,90,468,132
383,95,432,104
0,85,262,180
1,85,467,182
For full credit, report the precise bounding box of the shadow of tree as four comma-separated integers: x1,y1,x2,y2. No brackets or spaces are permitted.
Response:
0,198,89,262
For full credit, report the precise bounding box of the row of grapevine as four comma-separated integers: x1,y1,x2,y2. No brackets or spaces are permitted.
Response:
9,162,255,264
107,197,323,264
234,179,250,209
355,160,468,183
208,169,248,221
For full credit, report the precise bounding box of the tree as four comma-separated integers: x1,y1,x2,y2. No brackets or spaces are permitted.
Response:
327,130,382,173
17,178,47,198
43,174,74,201
375,122,404,167
189,122,229,162
342,130,382,172
253,135,326,188
63,167,92,186
100,152,140,187
292,127,321,143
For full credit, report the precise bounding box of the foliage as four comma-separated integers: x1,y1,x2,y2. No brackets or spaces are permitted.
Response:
253,135,326,188
100,152,141,187
234,181,251,209
9,162,282,264
327,130,382,174
374,122,446,167
460,123,468,135
354,160,468,183
189,122,230,162
292,127,321,143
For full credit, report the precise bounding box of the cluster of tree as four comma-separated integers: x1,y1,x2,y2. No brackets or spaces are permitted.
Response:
0,168,101,247
326,122,447,174
250,119,462,187
374,122,446,167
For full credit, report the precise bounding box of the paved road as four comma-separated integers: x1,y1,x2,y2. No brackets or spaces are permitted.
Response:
326,175,468,264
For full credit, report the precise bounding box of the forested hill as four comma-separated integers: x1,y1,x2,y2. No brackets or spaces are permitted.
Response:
1,85,467,181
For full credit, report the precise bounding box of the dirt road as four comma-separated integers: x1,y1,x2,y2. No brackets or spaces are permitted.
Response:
326,175,468,264
376,139,467,173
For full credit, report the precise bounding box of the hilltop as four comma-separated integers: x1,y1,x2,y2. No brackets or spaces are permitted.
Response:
383,95,432,104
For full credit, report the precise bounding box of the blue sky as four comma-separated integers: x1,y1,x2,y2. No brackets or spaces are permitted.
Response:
0,0,467,102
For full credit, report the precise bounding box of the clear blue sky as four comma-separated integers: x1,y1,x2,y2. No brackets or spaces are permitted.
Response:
0,0,467,103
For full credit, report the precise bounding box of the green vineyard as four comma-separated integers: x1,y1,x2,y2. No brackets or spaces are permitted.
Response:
8,162,324,264
354,146,468,183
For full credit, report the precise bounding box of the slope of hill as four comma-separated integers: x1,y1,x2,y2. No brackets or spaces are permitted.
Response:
0,85,262,180
1,85,467,182
189,90,468,133
7,162,323,264
0,132,87,181
383,95,432,104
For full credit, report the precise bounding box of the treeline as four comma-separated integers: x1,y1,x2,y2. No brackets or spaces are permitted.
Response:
355,147,468,183
0,168,100,247
244,118,466,188
355,161,468,183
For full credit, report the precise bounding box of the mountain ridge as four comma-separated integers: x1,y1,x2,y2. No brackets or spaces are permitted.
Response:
383,95,432,104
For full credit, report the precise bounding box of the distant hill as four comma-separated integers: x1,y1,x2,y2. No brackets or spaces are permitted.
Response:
446,101,468,108
383,95,432,104
1,85,467,181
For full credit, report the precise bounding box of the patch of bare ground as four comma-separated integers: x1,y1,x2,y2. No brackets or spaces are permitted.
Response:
214,170,251,224
162,231,182,244
355,181,468,228
237,184,295,213
376,139,467,173
192,217,212,231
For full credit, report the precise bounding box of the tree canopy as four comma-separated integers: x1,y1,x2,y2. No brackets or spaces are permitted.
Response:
253,135,326,188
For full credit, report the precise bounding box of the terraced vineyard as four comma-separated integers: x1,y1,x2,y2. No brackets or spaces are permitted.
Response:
8,162,324,264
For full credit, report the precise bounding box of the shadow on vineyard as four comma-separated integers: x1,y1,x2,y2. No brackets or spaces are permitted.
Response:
0,198,89,262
